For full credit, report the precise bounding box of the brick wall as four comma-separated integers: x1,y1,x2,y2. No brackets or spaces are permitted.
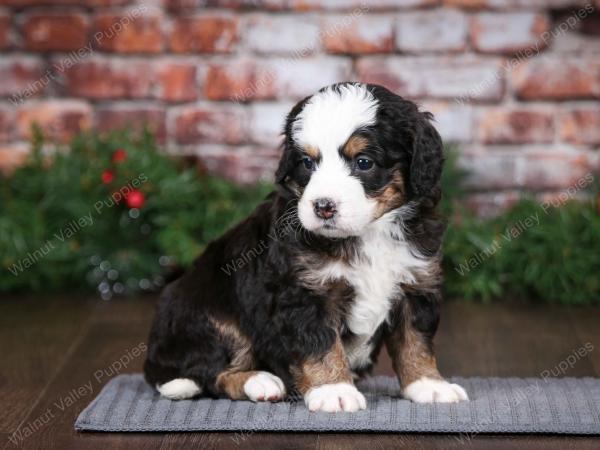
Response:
1,0,599,215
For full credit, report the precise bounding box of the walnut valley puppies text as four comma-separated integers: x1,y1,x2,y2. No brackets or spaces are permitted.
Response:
8,342,146,446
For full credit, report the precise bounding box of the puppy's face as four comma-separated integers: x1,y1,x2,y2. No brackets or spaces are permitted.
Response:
276,83,443,239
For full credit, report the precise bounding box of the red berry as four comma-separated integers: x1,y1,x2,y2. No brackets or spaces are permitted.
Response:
101,170,114,184
112,149,127,164
125,190,145,209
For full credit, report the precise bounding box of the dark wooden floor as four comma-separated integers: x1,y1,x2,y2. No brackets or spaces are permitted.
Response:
1,296,599,449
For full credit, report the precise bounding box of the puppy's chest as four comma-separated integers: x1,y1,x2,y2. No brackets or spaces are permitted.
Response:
309,232,429,337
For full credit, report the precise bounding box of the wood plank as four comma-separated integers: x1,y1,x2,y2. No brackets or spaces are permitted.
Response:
315,433,600,450
3,297,600,450
567,306,600,376
160,432,318,450
0,296,96,436
436,301,596,377
5,297,156,450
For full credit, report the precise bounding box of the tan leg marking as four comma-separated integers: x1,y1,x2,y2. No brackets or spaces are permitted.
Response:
216,370,259,400
386,314,441,390
292,336,353,395
210,318,255,399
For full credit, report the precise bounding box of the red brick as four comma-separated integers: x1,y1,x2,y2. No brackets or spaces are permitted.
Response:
396,10,468,53
170,15,238,53
478,108,554,144
0,58,45,102
560,107,600,145
156,63,198,102
292,0,436,11
442,0,488,7
242,14,319,54
471,12,550,54
96,105,166,142
22,13,89,52
17,100,92,143
203,60,272,101
459,149,518,190
59,59,154,100
171,104,248,145
0,13,10,49
322,15,394,54
0,105,15,143
204,57,350,101
357,56,505,101
93,13,163,54
195,145,279,184
512,57,600,100
0,144,29,174
523,149,594,190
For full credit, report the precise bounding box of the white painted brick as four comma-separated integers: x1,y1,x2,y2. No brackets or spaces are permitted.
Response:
396,10,468,53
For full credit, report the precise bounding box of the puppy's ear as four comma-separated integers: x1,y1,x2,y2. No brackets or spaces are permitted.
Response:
275,140,298,193
275,96,310,195
410,112,444,201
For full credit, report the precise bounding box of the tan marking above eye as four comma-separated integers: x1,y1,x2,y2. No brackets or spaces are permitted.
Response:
343,135,370,159
304,145,320,159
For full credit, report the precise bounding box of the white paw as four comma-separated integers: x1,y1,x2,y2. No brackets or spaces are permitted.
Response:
244,372,286,402
157,378,202,400
403,377,469,403
305,383,367,413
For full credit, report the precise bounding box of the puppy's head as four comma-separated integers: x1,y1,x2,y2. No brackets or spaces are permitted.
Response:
276,82,443,238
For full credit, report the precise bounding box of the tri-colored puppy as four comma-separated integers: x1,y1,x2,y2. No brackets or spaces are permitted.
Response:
144,82,468,412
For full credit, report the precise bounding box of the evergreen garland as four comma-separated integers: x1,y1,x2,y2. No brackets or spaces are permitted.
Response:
0,128,270,298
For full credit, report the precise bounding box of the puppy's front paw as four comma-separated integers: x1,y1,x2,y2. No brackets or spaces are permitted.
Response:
244,371,286,402
403,377,469,403
305,383,367,412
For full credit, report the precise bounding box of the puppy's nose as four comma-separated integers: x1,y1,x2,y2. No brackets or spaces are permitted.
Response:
313,198,337,220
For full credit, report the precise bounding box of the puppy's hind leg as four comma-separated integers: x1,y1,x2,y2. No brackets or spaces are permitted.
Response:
217,370,286,402
145,349,214,400
157,378,203,400
144,310,231,400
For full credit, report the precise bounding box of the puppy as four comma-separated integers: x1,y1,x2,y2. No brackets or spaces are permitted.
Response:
144,82,468,412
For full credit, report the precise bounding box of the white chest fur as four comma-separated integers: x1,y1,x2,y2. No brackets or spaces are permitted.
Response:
308,216,431,368
346,222,430,336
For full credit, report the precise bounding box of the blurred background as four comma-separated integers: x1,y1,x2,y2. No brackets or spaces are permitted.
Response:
0,0,599,303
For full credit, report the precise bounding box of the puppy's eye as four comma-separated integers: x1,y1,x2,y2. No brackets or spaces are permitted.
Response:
302,156,315,170
356,157,374,171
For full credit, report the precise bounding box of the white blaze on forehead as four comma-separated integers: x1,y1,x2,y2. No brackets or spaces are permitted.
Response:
295,84,380,238
292,84,378,153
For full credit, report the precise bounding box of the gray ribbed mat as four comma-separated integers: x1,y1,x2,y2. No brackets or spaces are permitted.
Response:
75,374,600,434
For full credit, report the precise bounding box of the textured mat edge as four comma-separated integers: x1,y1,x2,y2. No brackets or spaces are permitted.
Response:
75,374,600,435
